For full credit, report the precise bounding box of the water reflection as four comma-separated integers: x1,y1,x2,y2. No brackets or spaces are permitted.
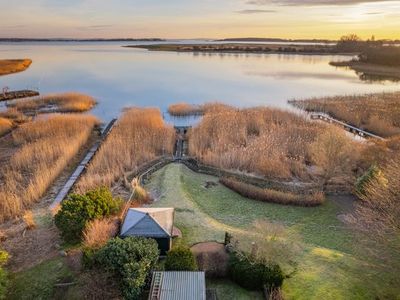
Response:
0,41,399,123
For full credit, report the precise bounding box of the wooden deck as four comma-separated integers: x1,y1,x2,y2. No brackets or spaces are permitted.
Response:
49,118,117,209
0,90,39,102
310,113,384,140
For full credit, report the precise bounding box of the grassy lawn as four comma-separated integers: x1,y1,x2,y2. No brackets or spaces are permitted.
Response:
207,278,265,300
145,163,400,300
7,257,73,300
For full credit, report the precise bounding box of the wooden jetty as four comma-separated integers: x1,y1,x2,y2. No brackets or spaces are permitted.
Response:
174,126,191,159
310,113,384,140
0,90,39,102
49,118,117,209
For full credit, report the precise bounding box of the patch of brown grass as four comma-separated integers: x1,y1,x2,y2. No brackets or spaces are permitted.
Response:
0,117,13,137
76,107,175,192
220,177,324,206
189,104,326,180
0,114,99,222
82,218,118,250
290,92,400,137
22,211,36,230
0,59,32,76
0,108,29,123
168,102,204,116
9,92,97,113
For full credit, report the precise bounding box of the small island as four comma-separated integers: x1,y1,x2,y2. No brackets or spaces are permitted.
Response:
0,59,32,76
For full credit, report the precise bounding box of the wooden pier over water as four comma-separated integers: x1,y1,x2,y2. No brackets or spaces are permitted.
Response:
310,113,384,140
174,126,191,159
0,90,39,102
49,118,117,209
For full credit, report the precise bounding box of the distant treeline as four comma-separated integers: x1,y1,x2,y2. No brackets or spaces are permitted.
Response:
336,34,400,66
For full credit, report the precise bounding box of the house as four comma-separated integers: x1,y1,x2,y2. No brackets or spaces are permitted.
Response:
149,271,206,300
120,207,174,255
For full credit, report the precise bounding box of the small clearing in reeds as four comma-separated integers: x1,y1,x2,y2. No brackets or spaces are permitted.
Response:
9,92,97,113
220,177,324,207
0,114,99,222
76,107,175,192
290,92,400,137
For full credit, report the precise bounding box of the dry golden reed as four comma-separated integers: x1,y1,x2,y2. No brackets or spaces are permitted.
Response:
0,117,13,137
76,107,175,192
189,104,326,180
83,218,119,249
291,92,400,137
168,102,204,116
9,92,97,113
220,177,324,206
0,59,31,76
0,114,99,222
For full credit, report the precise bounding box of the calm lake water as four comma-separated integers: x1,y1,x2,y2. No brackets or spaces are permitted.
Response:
1,41,399,123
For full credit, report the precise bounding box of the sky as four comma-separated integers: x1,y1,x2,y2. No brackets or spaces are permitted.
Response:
0,0,399,39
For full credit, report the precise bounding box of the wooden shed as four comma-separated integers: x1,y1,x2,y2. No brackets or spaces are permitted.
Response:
120,208,174,255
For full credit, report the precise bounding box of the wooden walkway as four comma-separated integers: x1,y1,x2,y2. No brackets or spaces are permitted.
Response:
310,113,384,140
49,118,117,209
0,90,39,102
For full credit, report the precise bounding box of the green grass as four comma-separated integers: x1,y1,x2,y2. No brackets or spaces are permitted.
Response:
7,257,73,300
206,278,264,300
145,163,400,300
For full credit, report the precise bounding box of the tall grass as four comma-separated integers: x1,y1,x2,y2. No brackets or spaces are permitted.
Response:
290,92,400,137
76,108,175,192
9,92,97,113
0,114,99,222
220,177,324,207
189,105,326,180
0,117,13,137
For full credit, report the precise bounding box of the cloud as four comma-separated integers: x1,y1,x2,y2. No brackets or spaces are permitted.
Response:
236,9,277,13
246,0,398,6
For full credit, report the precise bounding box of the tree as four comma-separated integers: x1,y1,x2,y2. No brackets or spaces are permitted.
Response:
336,34,364,52
309,128,357,189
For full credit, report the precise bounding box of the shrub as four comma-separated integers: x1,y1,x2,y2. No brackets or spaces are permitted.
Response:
55,187,121,243
220,177,324,207
0,250,9,299
355,164,387,197
96,237,159,300
165,245,198,271
228,251,284,290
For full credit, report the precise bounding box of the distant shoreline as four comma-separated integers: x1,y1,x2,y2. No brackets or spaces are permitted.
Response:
0,38,165,42
125,43,354,56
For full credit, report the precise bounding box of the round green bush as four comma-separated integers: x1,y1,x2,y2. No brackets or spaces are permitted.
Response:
96,237,159,300
55,187,121,243
228,252,284,290
165,245,198,271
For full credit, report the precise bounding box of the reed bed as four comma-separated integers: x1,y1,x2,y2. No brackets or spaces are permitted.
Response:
9,92,97,113
0,59,32,76
220,177,324,207
290,92,400,137
0,114,99,222
76,108,175,192
168,102,204,116
189,105,327,180
0,117,13,137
